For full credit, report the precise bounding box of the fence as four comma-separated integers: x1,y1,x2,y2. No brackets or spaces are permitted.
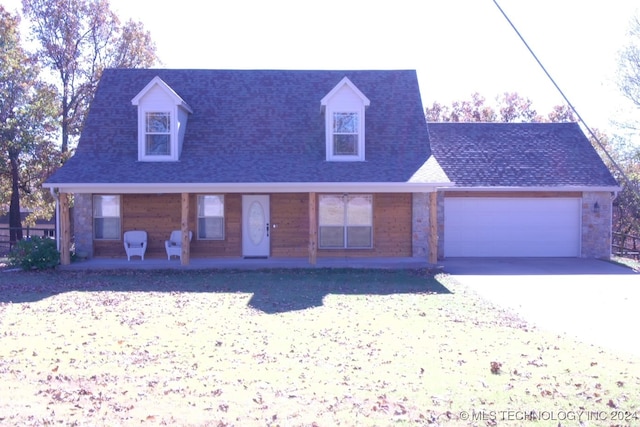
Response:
612,232,640,260
0,227,56,256
3,227,639,260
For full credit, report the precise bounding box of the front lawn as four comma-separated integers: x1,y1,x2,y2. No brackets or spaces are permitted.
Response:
0,269,638,426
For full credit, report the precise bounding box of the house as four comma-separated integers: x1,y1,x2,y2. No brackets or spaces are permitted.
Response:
42,69,618,266
43,69,450,265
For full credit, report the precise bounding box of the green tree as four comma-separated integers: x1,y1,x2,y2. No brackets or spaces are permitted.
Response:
0,6,59,243
21,0,159,153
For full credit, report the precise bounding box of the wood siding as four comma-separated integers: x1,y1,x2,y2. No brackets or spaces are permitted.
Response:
271,193,309,257
94,192,412,259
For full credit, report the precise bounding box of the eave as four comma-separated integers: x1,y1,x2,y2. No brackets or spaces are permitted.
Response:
442,185,621,193
43,181,454,194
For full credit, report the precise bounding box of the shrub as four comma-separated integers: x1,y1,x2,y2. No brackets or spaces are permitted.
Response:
8,236,60,270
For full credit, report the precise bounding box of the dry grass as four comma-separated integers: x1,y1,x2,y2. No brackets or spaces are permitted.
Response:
0,269,638,426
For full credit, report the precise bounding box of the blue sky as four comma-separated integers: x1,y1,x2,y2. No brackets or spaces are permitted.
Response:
4,0,638,132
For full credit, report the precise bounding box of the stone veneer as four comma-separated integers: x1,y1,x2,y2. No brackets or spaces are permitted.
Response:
436,192,445,260
411,193,429,259
73,193,94,258
411,192,443,262
581,191,614,258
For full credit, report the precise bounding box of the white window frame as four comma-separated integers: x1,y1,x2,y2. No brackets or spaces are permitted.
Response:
144,111,171,157
325,106,366,162
331,111,361,158
197,195,225,240
138,108,177,161
319,194,373,249
93,195,121,240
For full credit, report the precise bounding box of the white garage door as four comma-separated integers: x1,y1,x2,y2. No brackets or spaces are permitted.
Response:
444,197,581,257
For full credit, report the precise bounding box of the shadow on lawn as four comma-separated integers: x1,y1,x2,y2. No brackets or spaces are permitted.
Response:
246,275,451,313
0,268,451,313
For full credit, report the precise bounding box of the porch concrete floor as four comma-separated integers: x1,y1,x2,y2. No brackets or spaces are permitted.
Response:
58,256,434,270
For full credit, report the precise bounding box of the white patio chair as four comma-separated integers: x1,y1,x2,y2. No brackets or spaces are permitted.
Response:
164,230,193,261
123,230,147,261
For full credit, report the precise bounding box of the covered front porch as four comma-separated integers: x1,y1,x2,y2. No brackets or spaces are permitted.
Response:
53,188,442,268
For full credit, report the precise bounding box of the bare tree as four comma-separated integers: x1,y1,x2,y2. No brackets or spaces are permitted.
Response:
618,13,640,112
425,92,574,123
22,0,159,153
613,12,640,239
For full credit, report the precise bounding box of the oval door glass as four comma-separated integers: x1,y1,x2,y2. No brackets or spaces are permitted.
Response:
248,201,265,245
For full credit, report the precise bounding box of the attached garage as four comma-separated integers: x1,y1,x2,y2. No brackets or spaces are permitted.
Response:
430,122,619,259
444,196,582,257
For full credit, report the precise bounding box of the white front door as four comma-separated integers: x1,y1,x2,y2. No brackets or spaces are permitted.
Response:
242,195,270,257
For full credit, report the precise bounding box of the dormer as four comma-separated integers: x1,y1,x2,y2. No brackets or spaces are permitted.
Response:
321,77,370,162
131,76,193,162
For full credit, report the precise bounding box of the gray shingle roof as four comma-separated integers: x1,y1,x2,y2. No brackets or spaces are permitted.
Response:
428,122,618,188
45,69,444,186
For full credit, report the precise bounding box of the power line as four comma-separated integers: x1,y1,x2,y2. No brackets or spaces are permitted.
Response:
492,0,633,189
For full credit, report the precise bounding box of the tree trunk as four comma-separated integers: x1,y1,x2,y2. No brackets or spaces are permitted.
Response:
8,148,23,243
61,91,69,153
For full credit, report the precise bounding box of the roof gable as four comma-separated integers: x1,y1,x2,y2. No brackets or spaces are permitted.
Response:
131,76,193,113
320,76,370,110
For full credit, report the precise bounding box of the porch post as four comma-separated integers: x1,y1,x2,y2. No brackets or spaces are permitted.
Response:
59,192,71,265
309,192,317,265
181,192,190,266
428,192,438,264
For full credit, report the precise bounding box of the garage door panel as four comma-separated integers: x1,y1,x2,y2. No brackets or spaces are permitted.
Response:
444,198,581,257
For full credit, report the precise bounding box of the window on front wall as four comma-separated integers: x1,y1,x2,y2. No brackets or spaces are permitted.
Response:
93,195,121,240
145,112,171,156
319,194,372,249
197,195,225,240
333,112,359,156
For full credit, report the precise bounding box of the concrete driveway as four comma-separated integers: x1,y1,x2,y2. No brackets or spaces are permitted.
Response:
441,258,640,357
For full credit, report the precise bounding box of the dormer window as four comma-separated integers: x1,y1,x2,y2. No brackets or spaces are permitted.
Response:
332,112,359,156
145,112,171,155
132,76,193,162
321,77,370,162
